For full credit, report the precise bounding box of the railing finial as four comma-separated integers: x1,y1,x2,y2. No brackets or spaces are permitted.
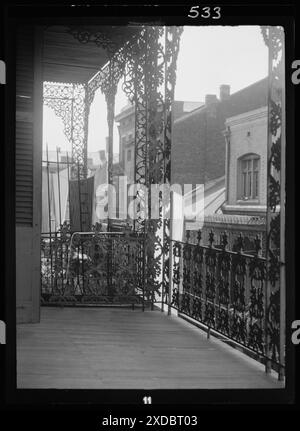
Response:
208,230,215,247
124,222,133,237
221,231,228,250
186,230,190,244
236,233,244,253
197,229,202,245
93,222,102,233
254,234,262,256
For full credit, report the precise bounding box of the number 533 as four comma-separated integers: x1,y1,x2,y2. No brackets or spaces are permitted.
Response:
188,6,221,19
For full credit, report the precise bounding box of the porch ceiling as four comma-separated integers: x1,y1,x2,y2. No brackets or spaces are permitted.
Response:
43,25,140,84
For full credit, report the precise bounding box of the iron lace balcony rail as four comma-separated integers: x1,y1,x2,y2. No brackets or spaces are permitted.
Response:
166,230,284,379
41,224,146,307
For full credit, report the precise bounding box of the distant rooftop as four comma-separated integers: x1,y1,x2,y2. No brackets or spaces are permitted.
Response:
174,77,268,125
115,100,204,123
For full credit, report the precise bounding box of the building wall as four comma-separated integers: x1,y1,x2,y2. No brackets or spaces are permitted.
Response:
172,111,206,187
123,141,135,184
172,78,268,191
185,107,268,254
226,107,268,207
117,101,207,189
222,107,268,218
178,81,269,254
115,106,135,185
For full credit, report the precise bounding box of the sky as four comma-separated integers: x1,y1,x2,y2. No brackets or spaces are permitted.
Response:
43,25,268,156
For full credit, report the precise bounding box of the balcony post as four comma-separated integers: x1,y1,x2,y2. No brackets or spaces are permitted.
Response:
103,61,118,232
262,25,285,379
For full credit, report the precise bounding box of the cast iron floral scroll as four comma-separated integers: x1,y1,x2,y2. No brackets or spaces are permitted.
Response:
43,26,183,309
261,25,285,378
168,229,281,377
43,82,88,179
167,27,284,379
41,223,144,305
121,26,183,306
216,233,231,336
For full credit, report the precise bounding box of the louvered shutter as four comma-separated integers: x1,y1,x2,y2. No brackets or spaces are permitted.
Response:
16,26,34,226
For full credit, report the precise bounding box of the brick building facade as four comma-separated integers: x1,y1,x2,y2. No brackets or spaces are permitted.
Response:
171,78,268,189
173,78,269,254
222,106,268,216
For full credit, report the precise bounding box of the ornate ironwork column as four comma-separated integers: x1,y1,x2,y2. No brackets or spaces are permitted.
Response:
65,26,183,305
72,83,89,179
122,26,183,305
123,27,152,232
86,45,126,231
101,59,118,231
122,27,162,303
261,26,285,379
161,27,184,309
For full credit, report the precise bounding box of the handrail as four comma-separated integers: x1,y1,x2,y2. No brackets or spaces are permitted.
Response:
41,229,145,307
166,233,284,376
65,230,142,279
169,238,266,261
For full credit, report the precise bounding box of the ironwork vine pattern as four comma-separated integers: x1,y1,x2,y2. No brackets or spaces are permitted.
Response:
42,25,183,307
261,26,285,375
41,222,145,305
68,27,118,53
121,27,163,303
169,230,268,360
43,82,88,179
121,26,183,303
161,27,184,307
41,25,286,379
69,26,183,303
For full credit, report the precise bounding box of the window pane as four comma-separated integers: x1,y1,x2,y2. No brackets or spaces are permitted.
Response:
239,156,260,199
254,172,258,198
248,172,252,197
253,158,259,171
243,173,247,197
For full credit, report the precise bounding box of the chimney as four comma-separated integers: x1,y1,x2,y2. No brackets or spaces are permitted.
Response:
99,150,106,162
205,94,218,106
219,84,230,101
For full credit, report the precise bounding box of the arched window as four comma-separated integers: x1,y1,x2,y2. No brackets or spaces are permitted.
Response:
238,154,260,200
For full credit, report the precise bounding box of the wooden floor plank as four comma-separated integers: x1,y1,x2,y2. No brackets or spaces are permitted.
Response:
17,307,284,389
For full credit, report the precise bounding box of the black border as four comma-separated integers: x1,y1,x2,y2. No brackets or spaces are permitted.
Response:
0,1,298,411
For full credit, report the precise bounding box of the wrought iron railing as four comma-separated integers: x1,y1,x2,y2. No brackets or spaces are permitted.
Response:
166,230,284,377
41,223,146,306
40,222,284,375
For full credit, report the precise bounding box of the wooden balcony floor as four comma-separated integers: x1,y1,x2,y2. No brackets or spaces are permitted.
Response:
17,307,284,389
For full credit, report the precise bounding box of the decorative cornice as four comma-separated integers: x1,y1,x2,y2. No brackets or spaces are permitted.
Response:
203,213,266,226
225,106,268,128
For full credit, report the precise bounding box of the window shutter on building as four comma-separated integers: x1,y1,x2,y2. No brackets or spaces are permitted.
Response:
16,26,34,226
